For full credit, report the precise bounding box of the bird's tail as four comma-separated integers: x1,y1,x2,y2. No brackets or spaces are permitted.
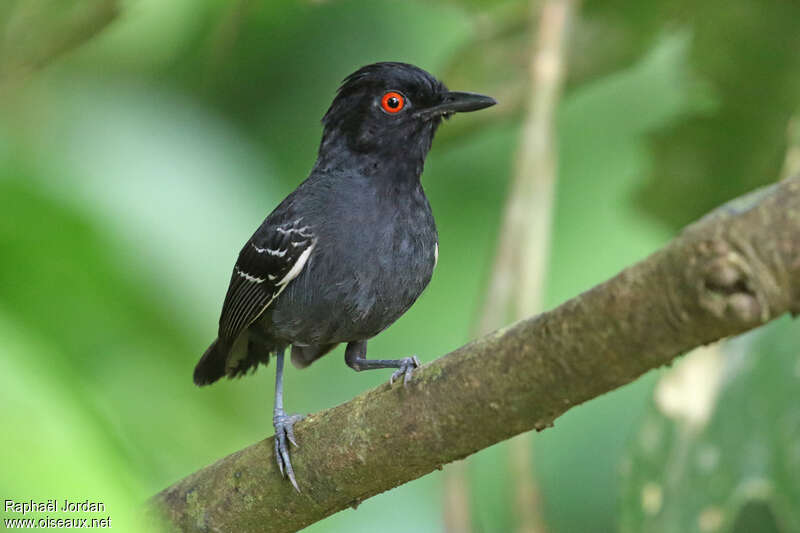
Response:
193,337,232,386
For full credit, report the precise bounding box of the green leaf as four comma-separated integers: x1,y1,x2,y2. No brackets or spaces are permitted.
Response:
620,317,800,533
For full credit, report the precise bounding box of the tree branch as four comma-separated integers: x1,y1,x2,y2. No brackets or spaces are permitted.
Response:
149,176,800,532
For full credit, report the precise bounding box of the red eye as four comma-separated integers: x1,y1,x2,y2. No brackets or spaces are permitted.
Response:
381,91,405,114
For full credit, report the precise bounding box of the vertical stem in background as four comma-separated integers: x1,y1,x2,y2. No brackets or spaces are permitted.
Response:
780,115,800,180
512,0,574,320
443,461,472,533
507,2,575,532
443,0,577,531
476,0,576,336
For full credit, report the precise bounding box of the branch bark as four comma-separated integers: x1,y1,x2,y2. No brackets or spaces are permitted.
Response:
149,177,800,532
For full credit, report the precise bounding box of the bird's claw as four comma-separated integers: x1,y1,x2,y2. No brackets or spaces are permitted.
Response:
390,355,420,386
273,412,303,492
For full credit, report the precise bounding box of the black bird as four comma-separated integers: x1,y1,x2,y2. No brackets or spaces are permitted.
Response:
193,62,495,490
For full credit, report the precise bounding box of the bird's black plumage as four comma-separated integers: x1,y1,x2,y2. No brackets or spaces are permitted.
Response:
193,62,495,489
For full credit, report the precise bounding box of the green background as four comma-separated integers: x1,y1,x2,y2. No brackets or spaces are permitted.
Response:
1,1,798,531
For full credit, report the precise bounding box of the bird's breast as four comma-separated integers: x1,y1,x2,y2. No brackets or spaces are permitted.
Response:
349,188,437,328
267,179,438,344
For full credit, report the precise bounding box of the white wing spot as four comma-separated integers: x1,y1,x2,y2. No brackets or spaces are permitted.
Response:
235,266,265,283
251,243,287,257
277,224,313,239
434,242,439,269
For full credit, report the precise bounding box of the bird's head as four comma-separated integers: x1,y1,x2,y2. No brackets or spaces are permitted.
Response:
319,62,495,168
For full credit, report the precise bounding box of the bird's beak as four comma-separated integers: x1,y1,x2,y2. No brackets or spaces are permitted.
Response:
416,91,497,119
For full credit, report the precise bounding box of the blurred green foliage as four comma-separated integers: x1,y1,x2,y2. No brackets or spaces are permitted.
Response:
0,0,797,532
620,318,800,533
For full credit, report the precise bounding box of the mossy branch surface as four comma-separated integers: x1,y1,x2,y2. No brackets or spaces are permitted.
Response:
149,177,800,532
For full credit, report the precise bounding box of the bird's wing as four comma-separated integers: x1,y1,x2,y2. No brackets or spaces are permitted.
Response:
218,219,316,341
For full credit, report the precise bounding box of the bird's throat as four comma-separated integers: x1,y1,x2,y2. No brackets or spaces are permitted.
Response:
315,128,433,186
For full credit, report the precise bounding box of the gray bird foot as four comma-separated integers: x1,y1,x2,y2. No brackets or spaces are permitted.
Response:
389,356,421,386
273,412,303,492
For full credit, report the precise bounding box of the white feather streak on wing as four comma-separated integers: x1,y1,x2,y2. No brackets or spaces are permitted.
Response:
248,240,316,325
251,243,287,257
434,242,439,269
276,224,313,238
234,266,265,283
221,221,316,341
278,241,315,286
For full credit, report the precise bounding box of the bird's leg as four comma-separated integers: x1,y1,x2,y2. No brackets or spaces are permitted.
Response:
344,340,420,386
272,348,303,492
